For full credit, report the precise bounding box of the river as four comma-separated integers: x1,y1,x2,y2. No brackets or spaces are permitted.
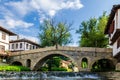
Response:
0,72,107,80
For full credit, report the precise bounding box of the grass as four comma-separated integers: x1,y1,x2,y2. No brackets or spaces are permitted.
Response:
0,65,30,71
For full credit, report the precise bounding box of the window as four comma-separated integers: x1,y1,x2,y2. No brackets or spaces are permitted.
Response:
2,32,6,40
30,45,32,50
0,45,5,51
26,44,28,49
117,37,120,48
33,46,35,49
20,43,22,48
109,21,114,33
12,44,14,49
16,43,18,49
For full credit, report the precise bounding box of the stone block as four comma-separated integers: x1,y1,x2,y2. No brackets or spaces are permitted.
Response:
116,63,120,70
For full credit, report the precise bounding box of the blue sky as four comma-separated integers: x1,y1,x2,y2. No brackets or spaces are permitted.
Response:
0,0,120,46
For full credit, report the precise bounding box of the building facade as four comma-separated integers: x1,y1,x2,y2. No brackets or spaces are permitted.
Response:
9,39,40,52
105,5,120,60
0,26,16,53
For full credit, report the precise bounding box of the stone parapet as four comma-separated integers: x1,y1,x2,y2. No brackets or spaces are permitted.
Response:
9,46,112,56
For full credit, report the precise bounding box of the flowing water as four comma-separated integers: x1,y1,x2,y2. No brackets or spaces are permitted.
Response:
0,72,107,80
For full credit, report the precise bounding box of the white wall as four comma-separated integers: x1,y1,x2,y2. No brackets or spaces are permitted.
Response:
0,30,10,50
113,41,117,56
9,42,25,51
9,41,38,51
110,9,120,40
0,42,9,50
112,9,120,56
118,9,120,28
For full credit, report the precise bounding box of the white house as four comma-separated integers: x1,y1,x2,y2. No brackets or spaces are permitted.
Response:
9,38,40,52
0,26,16,53
105,5,120,59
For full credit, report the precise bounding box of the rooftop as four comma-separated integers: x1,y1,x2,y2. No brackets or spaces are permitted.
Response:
0,26,16,35
105,4,120,34
10,38,40,47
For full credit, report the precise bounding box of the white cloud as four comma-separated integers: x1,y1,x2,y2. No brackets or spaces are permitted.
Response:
67,43,79,47
30,0,83,17
0,16,34,29
19,34,39,43
0,6,14,18
63,0,83,9
5,0,33,17
4,0,83,22
49,10,56,17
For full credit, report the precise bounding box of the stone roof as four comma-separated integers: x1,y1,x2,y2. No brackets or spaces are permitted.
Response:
0,26,16,35
105,4,120,34
10,38,40,47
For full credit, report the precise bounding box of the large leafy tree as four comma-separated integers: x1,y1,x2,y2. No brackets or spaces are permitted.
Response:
39,20,72,48
76,12,109,48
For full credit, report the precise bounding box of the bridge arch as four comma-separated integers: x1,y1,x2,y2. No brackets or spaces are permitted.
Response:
81,57,88,68
91,58,115,71
26,59,31,68
12,61,22,66
32,52,77,71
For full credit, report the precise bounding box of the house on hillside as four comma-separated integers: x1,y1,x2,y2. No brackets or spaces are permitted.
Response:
9,38,40,52
0,26,16,54
104,4,120,70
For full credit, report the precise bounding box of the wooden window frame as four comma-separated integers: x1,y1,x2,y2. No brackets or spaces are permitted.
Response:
117,37,120,49
0,45,5,51
26,44,29,49
2,32,6,40
16,43,18,49
20,43,22,48
12,44,14,49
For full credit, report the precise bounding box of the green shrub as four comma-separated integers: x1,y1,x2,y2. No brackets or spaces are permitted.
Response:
0,66,30,71
38,67,48,71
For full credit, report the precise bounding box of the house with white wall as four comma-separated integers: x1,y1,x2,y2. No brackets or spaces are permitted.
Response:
9,38,40,52
105,5,120,60
0,26,16,53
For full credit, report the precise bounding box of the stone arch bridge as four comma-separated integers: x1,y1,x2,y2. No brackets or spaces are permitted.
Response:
8,46,117,71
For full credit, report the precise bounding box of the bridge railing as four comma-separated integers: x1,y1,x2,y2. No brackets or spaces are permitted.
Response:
9,46,112,56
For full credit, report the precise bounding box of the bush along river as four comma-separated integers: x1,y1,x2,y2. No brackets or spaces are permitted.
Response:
0,71,108,80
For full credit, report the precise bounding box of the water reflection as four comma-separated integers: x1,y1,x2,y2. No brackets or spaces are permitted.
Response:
0,72,106,80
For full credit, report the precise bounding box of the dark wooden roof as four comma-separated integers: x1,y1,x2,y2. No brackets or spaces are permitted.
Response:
0,26,16,35
10,38,40,47
105,4,120,34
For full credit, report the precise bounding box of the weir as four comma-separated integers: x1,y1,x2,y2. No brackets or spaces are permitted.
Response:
0,72,107,80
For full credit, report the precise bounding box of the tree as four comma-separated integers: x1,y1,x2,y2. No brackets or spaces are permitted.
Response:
46,57,61,71
39,20,72,48
76,12,109,48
